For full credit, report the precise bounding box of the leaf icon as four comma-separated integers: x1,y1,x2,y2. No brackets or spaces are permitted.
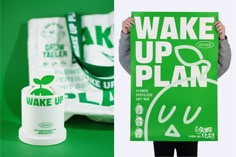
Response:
33,78,41,85
41,75,54,85
175,45,203,66
101,51,114,62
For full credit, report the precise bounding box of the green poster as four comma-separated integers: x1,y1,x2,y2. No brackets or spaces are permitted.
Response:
131,12,218,141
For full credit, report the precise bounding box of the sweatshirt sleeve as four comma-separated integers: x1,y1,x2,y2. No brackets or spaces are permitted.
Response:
218,38,231,78
119,32,131,74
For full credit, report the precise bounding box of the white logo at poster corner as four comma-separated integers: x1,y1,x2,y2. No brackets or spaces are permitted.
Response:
194,126,215,139
135,128,143,138
135,116,143,127
165,124,180,137
135,103,143,115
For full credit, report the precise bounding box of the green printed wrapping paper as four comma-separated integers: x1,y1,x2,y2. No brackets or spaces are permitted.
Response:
130,12,218,141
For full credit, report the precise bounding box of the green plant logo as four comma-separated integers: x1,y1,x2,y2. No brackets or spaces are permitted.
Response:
30,75,54,96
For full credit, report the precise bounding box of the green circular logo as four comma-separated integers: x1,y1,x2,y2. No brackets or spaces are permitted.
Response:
39,122,53,128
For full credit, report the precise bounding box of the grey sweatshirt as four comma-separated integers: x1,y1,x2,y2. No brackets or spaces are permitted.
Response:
119,32,231,78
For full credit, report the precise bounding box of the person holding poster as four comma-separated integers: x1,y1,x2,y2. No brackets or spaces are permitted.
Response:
119,16,231,157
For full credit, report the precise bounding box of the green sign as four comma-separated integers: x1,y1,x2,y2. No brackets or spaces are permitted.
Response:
131,12,218,141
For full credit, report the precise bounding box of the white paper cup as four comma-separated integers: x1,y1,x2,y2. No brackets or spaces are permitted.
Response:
19,86,66,146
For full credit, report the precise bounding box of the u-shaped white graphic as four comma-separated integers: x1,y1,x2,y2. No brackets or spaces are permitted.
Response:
158,105,176,123
183,106,202,124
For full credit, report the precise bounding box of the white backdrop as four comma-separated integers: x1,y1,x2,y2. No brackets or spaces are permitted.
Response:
114,0,236,156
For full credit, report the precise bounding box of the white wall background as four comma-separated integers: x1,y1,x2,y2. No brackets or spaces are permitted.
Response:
114,0,236,156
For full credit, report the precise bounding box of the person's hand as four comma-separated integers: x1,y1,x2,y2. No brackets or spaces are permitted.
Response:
215,21,226,40
122,17,135,34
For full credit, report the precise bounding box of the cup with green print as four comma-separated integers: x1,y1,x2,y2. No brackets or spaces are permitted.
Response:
19,75,66,146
